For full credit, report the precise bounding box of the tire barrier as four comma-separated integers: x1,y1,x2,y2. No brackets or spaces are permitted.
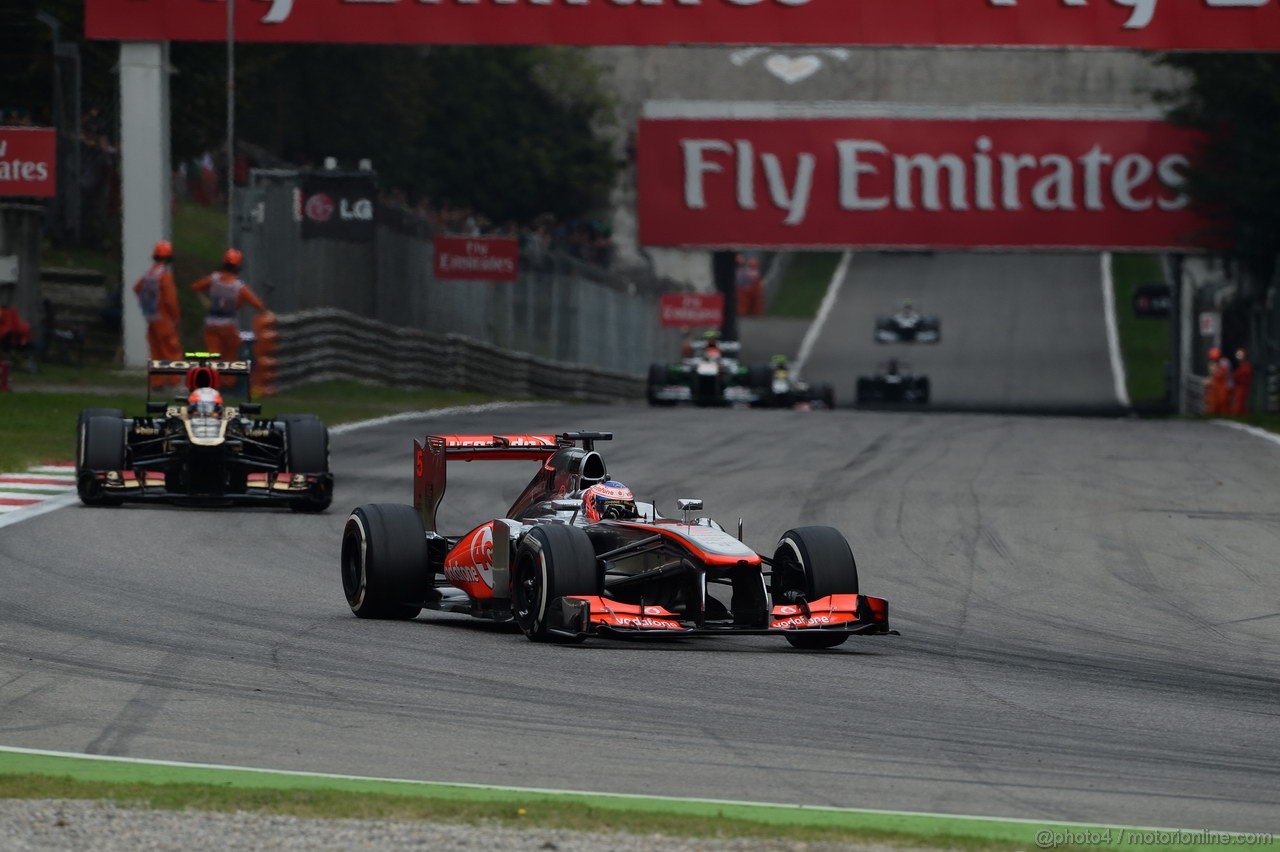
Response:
272,308,644,402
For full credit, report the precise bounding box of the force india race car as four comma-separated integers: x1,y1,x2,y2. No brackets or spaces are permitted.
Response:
340,432,893,647
875,301,941,344
647,338,763,407
75,356,333,510
856,359,931,406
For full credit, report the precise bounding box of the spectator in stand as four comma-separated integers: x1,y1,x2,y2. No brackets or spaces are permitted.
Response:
191,248,267,387
1232,349,1253,417
133,240,182,387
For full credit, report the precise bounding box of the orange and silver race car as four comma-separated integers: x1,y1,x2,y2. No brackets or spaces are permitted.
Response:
340,432,893,647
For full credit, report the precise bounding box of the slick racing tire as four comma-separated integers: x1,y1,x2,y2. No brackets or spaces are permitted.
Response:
919,377,931,405
772,526,860,650
512,524,599,643
812,383,836,410
285,417,332,512
76,408,124,470
341,503,427,620
855,378,871,406
77,415,126,507
647,364,677,407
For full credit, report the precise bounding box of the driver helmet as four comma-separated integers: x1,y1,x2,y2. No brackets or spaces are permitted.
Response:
187,387,224,418
583,480,638,522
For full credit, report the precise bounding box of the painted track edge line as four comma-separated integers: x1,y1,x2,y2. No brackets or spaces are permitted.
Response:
1100,251,1131,408
793,249,853,381
0,745,1254,838
0,492,79,531
1214,419,1280,449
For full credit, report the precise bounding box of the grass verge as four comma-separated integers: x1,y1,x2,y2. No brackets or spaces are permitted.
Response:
1110,253,1172,405
0,381,501,473
0,750,1240,851
770,252,841,319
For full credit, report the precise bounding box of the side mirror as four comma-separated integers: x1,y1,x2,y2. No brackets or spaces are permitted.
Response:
676,498,703,512
240,403,262,415
146,401,167,414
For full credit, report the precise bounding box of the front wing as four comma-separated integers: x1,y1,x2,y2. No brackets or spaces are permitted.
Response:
80,468,332,506
544,593,891,640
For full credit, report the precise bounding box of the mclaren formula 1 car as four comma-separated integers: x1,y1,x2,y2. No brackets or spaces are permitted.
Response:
855,359,930,406
75,356,333,510
875,301,941,344
341,432,892,647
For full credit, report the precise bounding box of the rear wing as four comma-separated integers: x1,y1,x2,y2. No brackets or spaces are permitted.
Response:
414,432,611,532
147,354,254,401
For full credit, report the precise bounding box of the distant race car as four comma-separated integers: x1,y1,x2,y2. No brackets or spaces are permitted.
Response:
856,359,930,405
340,431,893,648
647,338,758,407
875,301,941,344
752,357,836,410
76,355,333,510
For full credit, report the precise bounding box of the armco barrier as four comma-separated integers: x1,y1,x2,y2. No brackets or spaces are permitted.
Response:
273,308,643,402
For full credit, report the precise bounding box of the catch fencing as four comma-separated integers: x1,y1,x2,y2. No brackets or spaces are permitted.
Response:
234,169,685,380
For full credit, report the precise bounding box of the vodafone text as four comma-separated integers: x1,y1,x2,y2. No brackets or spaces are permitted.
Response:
681,136,1188,226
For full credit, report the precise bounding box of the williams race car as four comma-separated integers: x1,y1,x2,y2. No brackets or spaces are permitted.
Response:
751,356,836,410
341,432,892,647
875,300,941,344
76,356,333,510
855,359,930,406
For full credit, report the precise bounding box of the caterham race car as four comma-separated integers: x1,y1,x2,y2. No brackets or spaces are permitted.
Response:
340,432,892,648
75,355,333,510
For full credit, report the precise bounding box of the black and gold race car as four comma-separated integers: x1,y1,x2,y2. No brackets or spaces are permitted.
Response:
75,355,332,510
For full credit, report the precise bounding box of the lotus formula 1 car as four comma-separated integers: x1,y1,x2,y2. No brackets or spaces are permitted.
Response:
875,300,941,344
855,359,931,406
341,432,892,647
75,355,333,510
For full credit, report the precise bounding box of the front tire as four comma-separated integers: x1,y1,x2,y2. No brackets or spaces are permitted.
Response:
287,417,332,512
512,524,599,643
772,526,859,649
77,415,126,507
341,504,428,619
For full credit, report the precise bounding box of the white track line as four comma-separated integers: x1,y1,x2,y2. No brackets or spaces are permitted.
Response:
1214,419,1280,449
793,250,853,381
0,493,79,530
1100,251,1131,408
0,744,1244,836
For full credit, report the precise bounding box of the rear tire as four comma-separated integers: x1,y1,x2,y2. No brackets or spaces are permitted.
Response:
772,526,859,649
646,363,670,407
77,416,126,507
812,383,835,410
856,378,871,406
286,417,332,512
341,504,428,619
512,524,599,643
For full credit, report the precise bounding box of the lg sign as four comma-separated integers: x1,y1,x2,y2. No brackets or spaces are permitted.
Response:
637,118,1206,249
302,193,372,223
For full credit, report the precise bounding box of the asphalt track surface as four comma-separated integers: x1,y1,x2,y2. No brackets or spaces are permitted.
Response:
800,252,1124,414
2,403,1279,833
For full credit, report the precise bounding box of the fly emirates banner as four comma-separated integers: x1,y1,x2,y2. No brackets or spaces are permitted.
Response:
636,117,1207,250
87,0,1280,50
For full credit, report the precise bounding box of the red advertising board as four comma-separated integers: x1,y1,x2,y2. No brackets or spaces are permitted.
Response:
637,117,1207,251
660,293,724,328
0,128,56,199
434,235,520,281
86,0,1280,51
